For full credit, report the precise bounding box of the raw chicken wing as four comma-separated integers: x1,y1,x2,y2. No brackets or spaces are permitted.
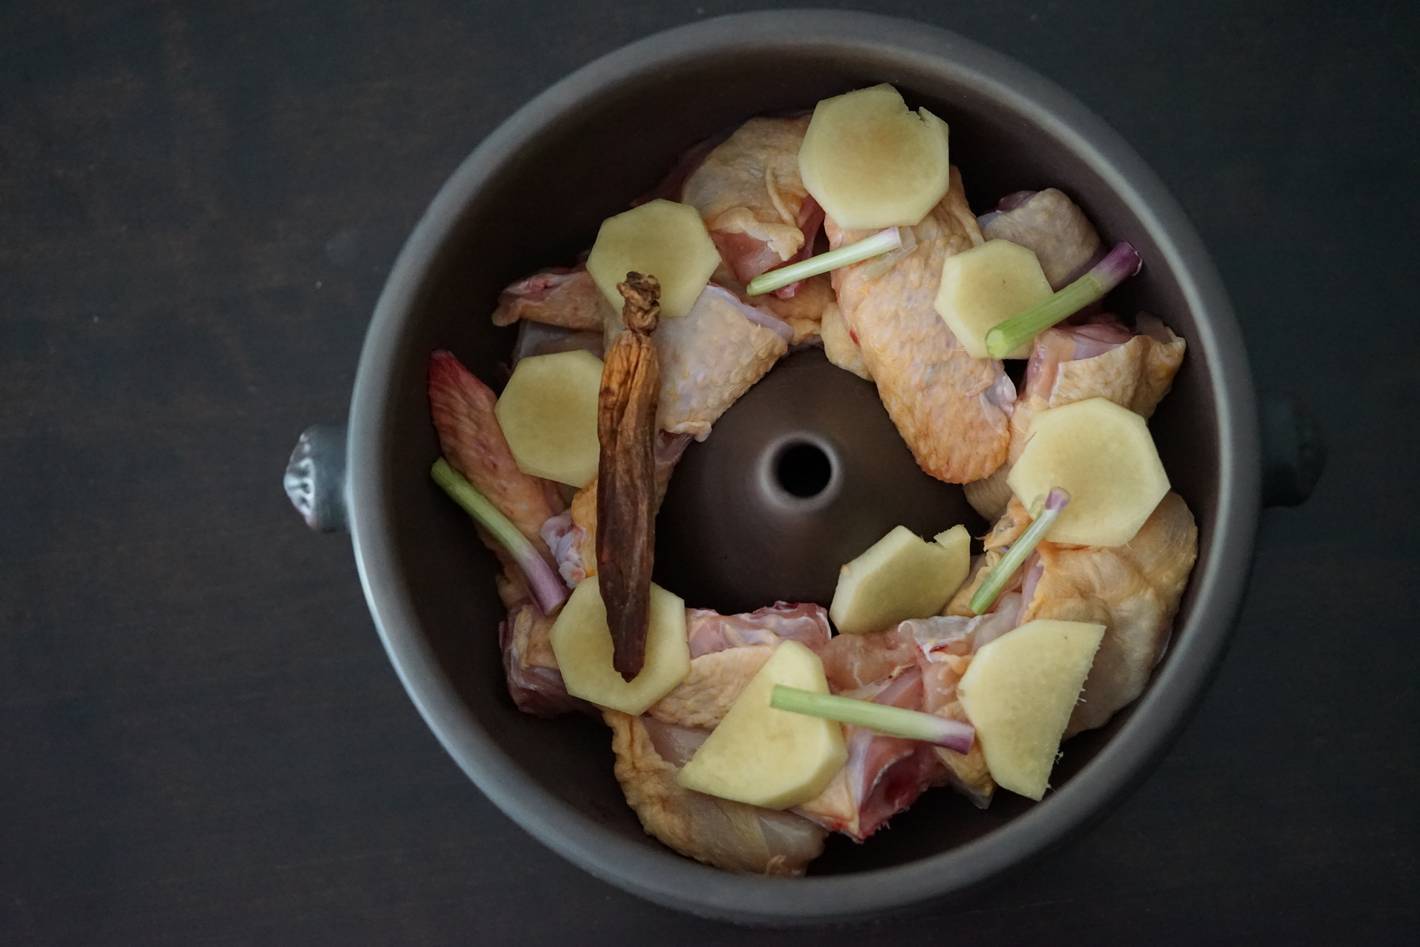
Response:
827,168,1014,483
427,351,562,555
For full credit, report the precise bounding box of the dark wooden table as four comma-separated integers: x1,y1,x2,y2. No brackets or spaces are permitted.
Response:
3,2,1416,943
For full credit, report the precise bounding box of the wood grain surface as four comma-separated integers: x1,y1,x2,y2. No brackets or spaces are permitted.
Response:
2,1,1416,943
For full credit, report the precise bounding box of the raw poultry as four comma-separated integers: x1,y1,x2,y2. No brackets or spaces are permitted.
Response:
424,91,1201,876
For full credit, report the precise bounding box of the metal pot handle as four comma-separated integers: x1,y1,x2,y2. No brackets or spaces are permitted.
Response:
1259,391,1324,508
284,424,349,532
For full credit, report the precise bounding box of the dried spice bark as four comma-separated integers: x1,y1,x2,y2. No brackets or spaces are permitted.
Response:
597,273,661,679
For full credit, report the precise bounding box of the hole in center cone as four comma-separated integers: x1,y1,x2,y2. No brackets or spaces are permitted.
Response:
775,440,833,498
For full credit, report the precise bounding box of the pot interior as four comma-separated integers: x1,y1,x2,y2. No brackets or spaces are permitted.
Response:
360,41,1220,878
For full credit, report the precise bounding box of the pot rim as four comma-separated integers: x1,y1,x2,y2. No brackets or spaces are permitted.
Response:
346,10,1261,924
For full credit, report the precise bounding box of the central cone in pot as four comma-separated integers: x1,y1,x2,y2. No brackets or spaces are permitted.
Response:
654,349,984,613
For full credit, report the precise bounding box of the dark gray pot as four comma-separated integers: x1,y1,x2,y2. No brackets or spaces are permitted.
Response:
285,11,1321,925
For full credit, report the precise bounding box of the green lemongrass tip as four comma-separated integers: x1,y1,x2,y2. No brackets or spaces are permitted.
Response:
969,487,1070,615
430,458,568,614
984,242,1142,358
746,228,902,296
770,686,975,753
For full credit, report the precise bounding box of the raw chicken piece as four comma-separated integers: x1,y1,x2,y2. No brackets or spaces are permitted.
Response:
426,354,584,716
1040,315,1184,418
946,500,1034,612
500,602,584,717
606,284,791,441
639,604,870,841
816,626,920,691
799,626,989,838
685,601,833,656
796,668,943,841
828,168,1014,483
647,645,776,730
605,711,828,875
678,116,832,345
501,597,830,724
539,509,589,587
978,188,1102,288
949,493,1198,735
1026,492,1197,735
640,606,992,842
552,432,691,582
428,351,562,557
965,315,1186,520
757,274,834,346
490,267,610,331
648,603,833,728
812,613,1012,816
819,300,871,380
682,116,822,288
902,609,1019,807
494,561,583,716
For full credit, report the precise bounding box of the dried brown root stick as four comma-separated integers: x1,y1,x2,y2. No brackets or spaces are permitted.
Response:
597,272,661,680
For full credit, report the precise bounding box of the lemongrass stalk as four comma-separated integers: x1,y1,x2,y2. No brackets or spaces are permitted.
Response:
969,487,1070,615
431,458,568,614
984,242,1142,358
771,686,975,753
746,228,902,296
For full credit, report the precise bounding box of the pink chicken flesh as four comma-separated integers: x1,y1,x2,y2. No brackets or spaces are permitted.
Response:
795,664,942,840
679,116,832,343
827,168,1015,483
685,601,834,653
900,609,1019,804
800,611,1014,837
